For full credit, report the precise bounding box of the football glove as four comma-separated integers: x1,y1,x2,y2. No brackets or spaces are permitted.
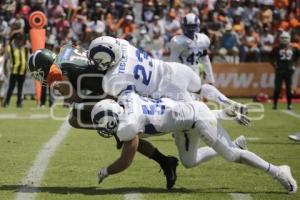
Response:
233,103,248,116
98,167,109,184
225,106,250,126
235,112,250,126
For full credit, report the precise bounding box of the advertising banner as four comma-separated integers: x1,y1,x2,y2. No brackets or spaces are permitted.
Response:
213,63,300,97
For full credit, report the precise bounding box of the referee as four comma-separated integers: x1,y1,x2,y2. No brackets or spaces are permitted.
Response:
271,32,300,110
2,34,28,108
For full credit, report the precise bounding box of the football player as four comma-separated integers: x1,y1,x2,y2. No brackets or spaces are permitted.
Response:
87,35,249,178
87,35,244,110
91,90,297,194
169,13,215,84
27,45,179,189
271,31,300,110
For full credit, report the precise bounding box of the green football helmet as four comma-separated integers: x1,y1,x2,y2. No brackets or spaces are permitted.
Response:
27,49,57,85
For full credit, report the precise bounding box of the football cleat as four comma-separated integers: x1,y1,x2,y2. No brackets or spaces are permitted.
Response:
274,165,297,194
288,134,300,141
160,156,178,190
234,135,247,150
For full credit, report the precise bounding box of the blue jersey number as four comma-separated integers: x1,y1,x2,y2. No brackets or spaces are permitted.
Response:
140,98,165,115
133,49,153,86
134,65,152,85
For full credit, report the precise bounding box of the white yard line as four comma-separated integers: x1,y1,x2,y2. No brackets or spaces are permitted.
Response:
245,137,260,141
229,193,253,200
124,192,143,200
15,120,71,200
280,110,300,119
0,113,50,120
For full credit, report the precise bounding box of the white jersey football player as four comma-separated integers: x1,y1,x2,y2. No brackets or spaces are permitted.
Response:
87,35,240,109
91,91,297,194
87,35,249,180
169,13,215,84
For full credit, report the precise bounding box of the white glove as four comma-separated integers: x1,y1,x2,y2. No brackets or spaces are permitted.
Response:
235,112,250,126
98,167,109,184
225,106,250,126
233,103,248,116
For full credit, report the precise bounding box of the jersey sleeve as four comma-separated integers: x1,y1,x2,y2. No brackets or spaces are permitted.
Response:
102,73,136,97
116,91,144,141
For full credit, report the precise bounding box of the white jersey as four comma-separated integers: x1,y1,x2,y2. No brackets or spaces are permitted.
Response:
116,91,197,141
102,38,202,101
169,33,215,83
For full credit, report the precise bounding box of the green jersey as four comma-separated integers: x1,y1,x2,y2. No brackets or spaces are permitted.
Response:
54,44,104,95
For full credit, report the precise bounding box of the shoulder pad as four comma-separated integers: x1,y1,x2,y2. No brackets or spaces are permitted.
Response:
171,35,190,46
196,33,211,49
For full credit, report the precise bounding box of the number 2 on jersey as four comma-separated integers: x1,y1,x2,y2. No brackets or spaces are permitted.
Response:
133,49,153,85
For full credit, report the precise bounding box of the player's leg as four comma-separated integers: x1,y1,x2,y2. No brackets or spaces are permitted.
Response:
273,73,283,109
197,121,297,194
284,72,293,110
174,130,202,168
161,62,201,101
138,139,178,189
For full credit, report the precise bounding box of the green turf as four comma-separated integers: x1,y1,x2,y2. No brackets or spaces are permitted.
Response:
0,99,300,200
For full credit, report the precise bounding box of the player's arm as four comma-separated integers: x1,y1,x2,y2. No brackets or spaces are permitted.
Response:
52,75,80,104
47,64,81,104
197,35,214,84
98,134,140,184
108,134,139,174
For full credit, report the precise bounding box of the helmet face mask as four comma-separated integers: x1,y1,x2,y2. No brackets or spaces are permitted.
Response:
88,36,122,71
27,49,56,86
279,32,291,45
182,13,200,39
91,99,123,138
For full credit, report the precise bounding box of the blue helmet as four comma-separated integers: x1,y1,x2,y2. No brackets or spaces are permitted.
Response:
182,13,200,39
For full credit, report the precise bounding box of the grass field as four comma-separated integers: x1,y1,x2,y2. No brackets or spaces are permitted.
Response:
0,98,300,200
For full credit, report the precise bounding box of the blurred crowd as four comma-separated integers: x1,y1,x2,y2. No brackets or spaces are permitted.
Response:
0,0,300,107
0,0,299,61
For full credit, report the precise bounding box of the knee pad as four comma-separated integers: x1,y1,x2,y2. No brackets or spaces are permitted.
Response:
180,155,197,168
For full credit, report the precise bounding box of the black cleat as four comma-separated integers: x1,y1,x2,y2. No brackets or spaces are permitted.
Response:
160,156,178,190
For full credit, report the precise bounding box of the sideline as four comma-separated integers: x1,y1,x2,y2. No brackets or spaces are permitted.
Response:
15,120,71,200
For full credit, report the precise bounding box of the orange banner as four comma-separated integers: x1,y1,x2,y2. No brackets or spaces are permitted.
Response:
213,63,300,97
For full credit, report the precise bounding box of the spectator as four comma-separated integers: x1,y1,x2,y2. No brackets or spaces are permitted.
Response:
0,15,9,43
232,13,245,39
164,8,181,43
119,14,136,39
259,3,273,28
243,0,259,27
240,26,261,62
260,26,275,61
218,23,240,63
8,12,25,39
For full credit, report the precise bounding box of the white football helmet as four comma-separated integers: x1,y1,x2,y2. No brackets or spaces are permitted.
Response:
182,13,200,39
88,36,122,71
91,99,124,138
279,31,291,45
